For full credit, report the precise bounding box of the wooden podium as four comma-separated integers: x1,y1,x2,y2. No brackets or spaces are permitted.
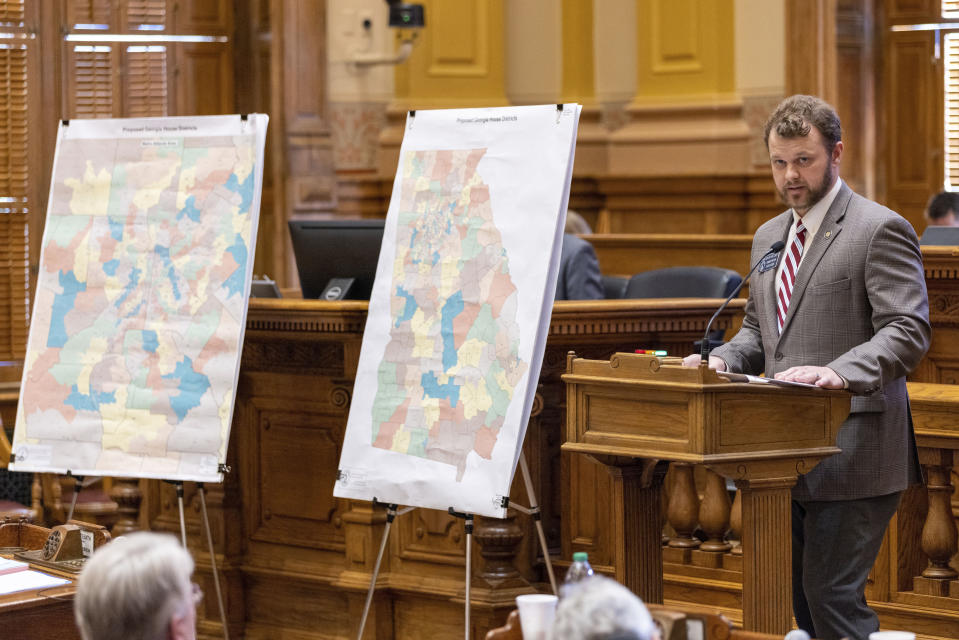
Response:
562,352,851,634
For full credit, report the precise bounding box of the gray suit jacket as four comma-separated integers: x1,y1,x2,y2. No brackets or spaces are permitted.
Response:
712,183,930,500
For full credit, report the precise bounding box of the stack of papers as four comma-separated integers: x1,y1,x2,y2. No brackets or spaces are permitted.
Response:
0,559,70,595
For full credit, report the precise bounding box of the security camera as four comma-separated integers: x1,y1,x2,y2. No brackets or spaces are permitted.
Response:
386,1,425,28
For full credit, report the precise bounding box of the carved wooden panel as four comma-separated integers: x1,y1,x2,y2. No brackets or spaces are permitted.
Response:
886,0,936,21
395,507,466,565
247,401,348,550
174,42,233,116
882,29,938,231
429,0,489,76
176,0,231,33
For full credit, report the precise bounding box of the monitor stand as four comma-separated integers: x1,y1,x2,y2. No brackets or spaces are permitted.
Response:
321,278,355,300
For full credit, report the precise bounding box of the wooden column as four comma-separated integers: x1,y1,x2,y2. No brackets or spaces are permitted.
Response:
736,476,796,635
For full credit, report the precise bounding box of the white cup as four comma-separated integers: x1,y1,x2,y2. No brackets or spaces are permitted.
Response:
869,632,916,640
515,593,558,640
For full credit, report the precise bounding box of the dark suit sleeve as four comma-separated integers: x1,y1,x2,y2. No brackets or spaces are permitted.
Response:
563,242,604,301
827,216,931,394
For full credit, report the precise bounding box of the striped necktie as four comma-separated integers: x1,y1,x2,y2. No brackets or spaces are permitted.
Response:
776,221,807,334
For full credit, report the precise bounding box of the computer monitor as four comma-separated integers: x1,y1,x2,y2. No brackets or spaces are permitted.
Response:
920,225,959,246
288,219,386,300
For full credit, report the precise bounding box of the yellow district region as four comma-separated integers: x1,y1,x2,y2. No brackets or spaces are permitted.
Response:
175,167,197,209
422,397,440,426
132,162,179,212
460,380,492,420
64,162,112,216
99,387,129,426
495,369,514,400
72,228,90,286
74,337,110,395
410,310,436,359
102,407,167,451
391,425,411,453
448,339,482,372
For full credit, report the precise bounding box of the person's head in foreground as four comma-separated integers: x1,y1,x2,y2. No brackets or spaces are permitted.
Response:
75,531,200,640
550,575,659,640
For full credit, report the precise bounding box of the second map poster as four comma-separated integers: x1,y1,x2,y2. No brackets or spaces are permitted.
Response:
335,104,580,517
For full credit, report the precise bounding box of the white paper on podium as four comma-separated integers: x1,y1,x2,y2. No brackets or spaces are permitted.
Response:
0,569,71,595
335,104,581,518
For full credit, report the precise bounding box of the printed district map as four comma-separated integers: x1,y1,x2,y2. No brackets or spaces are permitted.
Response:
14,129,258,479
370,148,528,480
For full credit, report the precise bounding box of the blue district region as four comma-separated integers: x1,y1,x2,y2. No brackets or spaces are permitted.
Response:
177,195,202,223
47,270,86,348
102,259,119,277
108,217,124,241
440,291,464,371
115,267,141,309
154,246,181,301
223,233,247,297
142,330,159,353
394,286,418,328
66,384,116,412
162,356,211,422
225,171,254,214
421,371,459,408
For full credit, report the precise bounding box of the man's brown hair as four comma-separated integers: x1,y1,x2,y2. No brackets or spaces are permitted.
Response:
763,94,842,152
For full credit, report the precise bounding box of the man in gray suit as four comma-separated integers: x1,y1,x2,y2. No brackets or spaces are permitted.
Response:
684,95,930,639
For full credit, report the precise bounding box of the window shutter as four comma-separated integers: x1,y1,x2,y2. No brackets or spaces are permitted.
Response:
945,1,959,19
0,43,31,361
126,45,167,117
944,33,959,189
126,0,167,32
68,44,117,118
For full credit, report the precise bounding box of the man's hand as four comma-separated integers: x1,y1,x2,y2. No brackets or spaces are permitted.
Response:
774,365,844,389
682,354,727,371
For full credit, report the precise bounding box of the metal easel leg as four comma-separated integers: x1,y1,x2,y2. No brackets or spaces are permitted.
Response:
174,481,187,548
448,508,475,640
198,483,230,640
464,513,473,640
356,503,413,640
513,454,558,595
66,473,83,523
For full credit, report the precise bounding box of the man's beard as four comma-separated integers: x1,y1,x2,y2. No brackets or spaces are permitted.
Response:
779,162,835,214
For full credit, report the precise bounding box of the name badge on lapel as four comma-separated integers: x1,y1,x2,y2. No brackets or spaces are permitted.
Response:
758,250,780,273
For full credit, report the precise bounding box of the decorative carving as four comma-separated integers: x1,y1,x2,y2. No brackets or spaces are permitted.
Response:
329,386,351,409
242,340,345,374
928,294,959,326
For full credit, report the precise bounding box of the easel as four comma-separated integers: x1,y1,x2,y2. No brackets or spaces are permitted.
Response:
353,455,557,640
162,472,232,640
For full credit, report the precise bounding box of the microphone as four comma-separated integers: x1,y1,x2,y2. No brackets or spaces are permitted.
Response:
699,240,786,361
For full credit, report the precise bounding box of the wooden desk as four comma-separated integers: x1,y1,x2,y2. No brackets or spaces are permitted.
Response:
0,573,78,640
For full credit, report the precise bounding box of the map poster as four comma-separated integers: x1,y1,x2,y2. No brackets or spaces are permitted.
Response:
10,114,268,483
334,104,580,518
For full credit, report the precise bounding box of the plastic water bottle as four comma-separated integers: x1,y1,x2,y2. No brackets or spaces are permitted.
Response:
563,552,594,588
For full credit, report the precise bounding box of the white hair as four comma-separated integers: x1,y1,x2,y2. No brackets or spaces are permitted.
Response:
75,531,194,640
550,575,656,640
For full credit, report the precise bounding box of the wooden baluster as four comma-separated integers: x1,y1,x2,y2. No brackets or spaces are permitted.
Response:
666,463,700,550
109,477,142,536
913,449,958,596
698,468,731,553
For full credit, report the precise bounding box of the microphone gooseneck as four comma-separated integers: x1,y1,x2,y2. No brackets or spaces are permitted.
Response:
699,240,786,361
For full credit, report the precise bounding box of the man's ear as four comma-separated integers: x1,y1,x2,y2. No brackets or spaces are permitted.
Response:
831,140,844,165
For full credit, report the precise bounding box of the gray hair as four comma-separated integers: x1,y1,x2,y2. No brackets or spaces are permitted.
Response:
550,575,656,640
75,531,195,640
